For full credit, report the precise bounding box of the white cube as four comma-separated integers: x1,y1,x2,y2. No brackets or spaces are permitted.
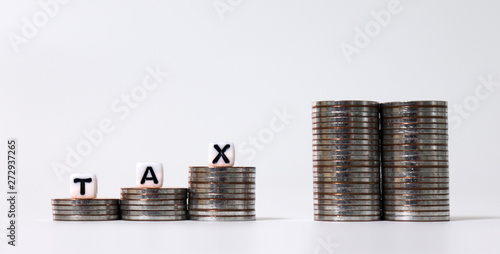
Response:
136,162,163,188
208,142,235,167
70,174,97,199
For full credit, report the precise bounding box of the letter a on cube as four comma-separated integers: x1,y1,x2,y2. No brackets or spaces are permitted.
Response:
208,142,235,167
70,174,97,199
136,162,163,188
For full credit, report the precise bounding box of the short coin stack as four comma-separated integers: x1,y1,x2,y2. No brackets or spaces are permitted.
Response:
381,101,449,221
189,167,256,221
313,100,381,221
52,199,120,221
120,188,188,221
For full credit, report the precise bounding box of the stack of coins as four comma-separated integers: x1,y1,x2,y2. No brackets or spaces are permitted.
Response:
52,199,120,221
120,188,188,221
381,101,449,221
312,100,381,221
189,167,256,221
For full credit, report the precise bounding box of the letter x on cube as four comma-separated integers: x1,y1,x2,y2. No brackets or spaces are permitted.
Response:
208,142,235,167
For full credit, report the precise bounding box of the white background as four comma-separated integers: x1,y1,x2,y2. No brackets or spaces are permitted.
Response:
1,0,500,253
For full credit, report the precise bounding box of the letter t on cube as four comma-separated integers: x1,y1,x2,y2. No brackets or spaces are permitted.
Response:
208,142,235,167
136,162,163,188
70,174,97,199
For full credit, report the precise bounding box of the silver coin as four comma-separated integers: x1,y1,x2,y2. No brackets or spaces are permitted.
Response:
314,194,380,200
383,200,449,206
383,194,449,201
315,210,380,216
313,139,379,145
383,161,448,166
189,188,255,194
121,215,187,221
314,205,380,211
52,199,119,205
382,123,448,129
120,205,187,211
120,200,187,205
312,107,379,113
313,122,379,129
189,183,255,189
53,215,120,221
382,172,449,178
313,150,380,156
382,144,447,151
382,118,447,124
314,177,380,183
314,155,380,161
383,183,449,189
189,204,255,210
314,188,379,194
313,101,380,107
313,112,379,118
381,101,447,107
313,128,379,134
189,167,256,173
383,167,449,172
381,107,448,114
189,177,255,183
383,205,450,211
384,215,449,221
121,188,188,195
52,205,119,211
52,209,119,215
189,193,255,199
382,151,448,156
383,177,448,183
121,210,187,216
313,145,379,151
121,194,187,200
382,129,448,135
314,161,380,167
315,199,380,205
384,211,449,216
383,134,448,140
382,111,448,118
382,139,448,145
313,134,379,140
314,215,380,221
312,117,378,123
383,189,449,195
313,171,380,179
189,172,256,178
315,183,379,189
189,216,256,221
189,199,254,205
188,210,255,216
383,155,448,161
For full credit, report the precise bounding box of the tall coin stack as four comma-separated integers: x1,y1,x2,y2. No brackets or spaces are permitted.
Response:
312,101,381,221
189,167,256,221
120,188,188,221
381,101,449,221
52,199,120,221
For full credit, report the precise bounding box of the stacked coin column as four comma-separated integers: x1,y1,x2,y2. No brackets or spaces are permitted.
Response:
381,101,449,221
188,167,256,221
312,101,381,221
120,188,188,221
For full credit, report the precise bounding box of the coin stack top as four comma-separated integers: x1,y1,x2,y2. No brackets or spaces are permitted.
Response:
120,188,188,221
313,100,381,221
189,166,256,221
381,101,449,222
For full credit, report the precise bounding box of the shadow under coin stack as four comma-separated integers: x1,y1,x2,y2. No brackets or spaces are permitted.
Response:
120,188,188,221
189,167,256,221
52,199,120,221
381,101,449,221
312,100,381,221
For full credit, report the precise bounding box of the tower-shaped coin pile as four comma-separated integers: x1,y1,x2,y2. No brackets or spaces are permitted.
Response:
52,174,120,221
312,101,381,221
120,162,188,221
381,101,449,221
188,143,256,221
